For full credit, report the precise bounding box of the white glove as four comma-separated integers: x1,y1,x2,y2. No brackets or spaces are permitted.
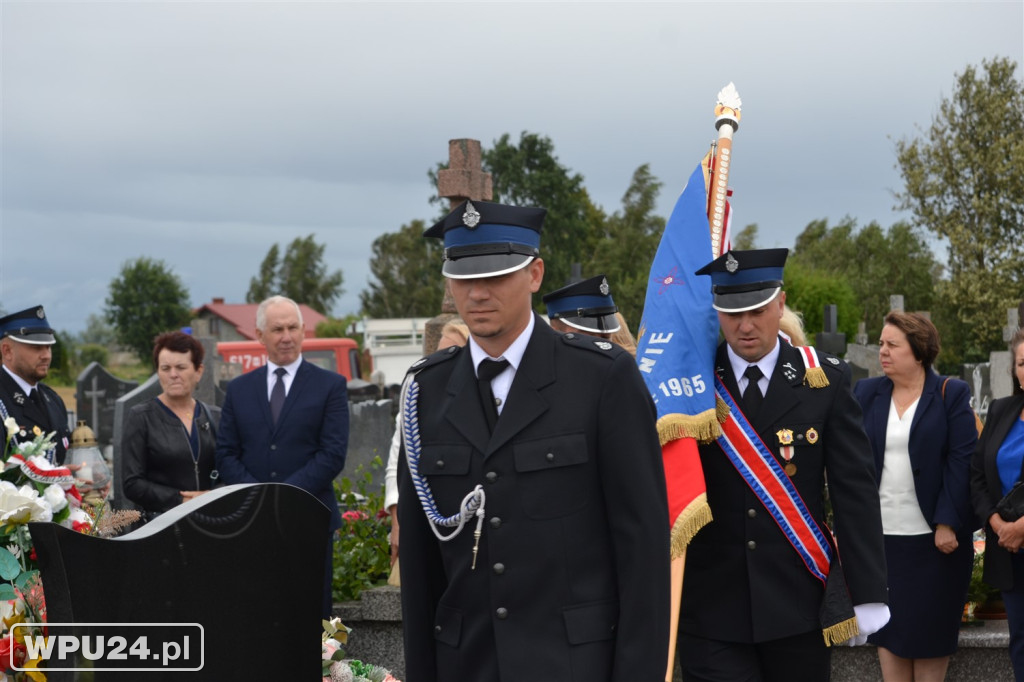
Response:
841,603,891,646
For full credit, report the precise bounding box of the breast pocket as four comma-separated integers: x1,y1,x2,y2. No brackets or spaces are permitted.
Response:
514,433,591,519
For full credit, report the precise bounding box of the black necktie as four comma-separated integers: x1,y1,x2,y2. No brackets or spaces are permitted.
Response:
477,359,510,433
28,388,53,431
270,368,287,425
742,365,764,417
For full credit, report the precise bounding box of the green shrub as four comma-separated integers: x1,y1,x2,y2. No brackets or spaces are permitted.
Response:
332,458,391,603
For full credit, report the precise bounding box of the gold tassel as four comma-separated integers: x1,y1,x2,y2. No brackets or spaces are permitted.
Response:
669,495,713,559
803,366,829,388
821,616,859,647
657,410,721,445
715,394,730,422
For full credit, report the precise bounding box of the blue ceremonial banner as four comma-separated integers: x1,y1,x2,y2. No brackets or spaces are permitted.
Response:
636,157,721,443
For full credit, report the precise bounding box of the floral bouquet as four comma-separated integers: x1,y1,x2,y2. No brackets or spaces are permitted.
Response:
321,617,400,682
0,418,139,681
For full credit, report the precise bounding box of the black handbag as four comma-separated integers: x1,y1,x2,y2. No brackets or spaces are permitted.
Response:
997,481,1024,522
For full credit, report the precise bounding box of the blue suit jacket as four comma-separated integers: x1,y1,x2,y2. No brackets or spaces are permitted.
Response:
215,359,349,530
854,371,977,534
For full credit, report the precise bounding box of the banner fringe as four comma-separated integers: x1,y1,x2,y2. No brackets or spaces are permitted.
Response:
670,494,712,560
822,616,859,647
657,411,721,445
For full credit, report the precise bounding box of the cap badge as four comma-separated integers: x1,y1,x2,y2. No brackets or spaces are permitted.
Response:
36,308,45,319
462,201,481,229
595,341,612,350
725,253,739,273
599,278,610,296
805,427,819,444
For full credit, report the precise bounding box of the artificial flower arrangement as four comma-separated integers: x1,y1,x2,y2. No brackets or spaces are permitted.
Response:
322,617,400,682
0,418,139,681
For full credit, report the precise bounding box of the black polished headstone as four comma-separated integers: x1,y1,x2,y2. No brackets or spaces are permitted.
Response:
347,378,380,404
31,483,329,680
75,363,138,448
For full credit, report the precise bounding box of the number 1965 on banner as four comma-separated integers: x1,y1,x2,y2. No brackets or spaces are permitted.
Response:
657,374,707,398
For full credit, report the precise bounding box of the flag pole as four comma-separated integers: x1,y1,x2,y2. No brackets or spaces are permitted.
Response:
708,82,741,257
664,83,742,682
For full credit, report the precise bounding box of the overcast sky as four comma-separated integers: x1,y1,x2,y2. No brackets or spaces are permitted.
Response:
1,1,1021,334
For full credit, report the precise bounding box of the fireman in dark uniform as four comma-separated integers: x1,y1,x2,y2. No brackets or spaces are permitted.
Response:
397,200,670,682
0,306,71,464
677,249,890,682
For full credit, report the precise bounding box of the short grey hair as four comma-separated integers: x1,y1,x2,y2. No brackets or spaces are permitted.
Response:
256,296,304,332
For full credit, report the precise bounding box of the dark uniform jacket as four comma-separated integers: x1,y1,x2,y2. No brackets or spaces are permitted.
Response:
398,317,670,682
0,368,71,465
679,339,888,643
971,393,1024,590
856,372,978,536
121,398,219,515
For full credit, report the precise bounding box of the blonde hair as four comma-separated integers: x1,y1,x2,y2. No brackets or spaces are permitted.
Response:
438,321,470,350
779,305,807,347
608,312,637,357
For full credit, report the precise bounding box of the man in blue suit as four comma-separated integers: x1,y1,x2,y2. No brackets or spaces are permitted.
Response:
215,295,349,616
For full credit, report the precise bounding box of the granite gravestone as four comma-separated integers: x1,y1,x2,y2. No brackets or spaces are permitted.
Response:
75,363,138,451
31,483,328,680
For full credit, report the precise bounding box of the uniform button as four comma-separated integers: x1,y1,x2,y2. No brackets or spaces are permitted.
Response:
496,608,508,619
270,444,277,451
747,540,757,550
565,333,575,339
493,563,505,575
490,517,502,529
270,472,277,479
485,471,498,483
796,434,804,441
545,453,555,462
747,508,757,518
434,625,442,634
436,460,445,469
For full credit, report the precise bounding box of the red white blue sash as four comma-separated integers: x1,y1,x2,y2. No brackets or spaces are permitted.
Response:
714,373,832,583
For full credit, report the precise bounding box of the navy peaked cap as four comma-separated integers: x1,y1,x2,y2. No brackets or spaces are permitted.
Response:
0,305,56,345
695,248,789,313
542,275,621,334
424,199,546,279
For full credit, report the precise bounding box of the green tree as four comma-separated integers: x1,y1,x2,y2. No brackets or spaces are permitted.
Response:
894,56,1024,362
789,218,940,342
585,164,665,328
482,132,602,304
360,220,444,318
105,257,191,362
76,313,117,347
731,224,759,251
782,261,860,339
246,235,344,315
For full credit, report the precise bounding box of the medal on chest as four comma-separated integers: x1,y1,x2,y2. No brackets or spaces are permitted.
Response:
777,428,796,476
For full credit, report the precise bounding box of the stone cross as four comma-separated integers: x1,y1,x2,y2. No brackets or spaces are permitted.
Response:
815,304,847,356
424,139,493,353
1003,305,1021,346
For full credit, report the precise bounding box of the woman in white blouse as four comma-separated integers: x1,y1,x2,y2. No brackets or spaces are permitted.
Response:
854,311,978,682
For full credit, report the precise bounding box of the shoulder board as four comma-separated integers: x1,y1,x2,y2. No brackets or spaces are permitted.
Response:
816,351,847,373
559,332,624,358
406,345,461,375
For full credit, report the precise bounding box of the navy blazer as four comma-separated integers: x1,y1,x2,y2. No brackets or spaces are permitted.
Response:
215,359,349,530
854,372,977,534
971,393,1024,590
